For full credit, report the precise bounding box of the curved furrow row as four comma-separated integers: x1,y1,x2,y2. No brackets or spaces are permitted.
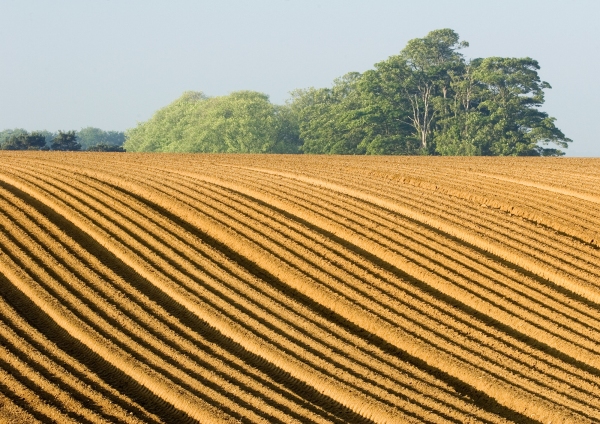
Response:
0,307,146,424
0,169,339,423
166,166,600,418
0,357,78,424
364,178,600,283
0,332,107,424
0,274,162,423
221,167,600,327
159,168,600,401
1,153,599,423
355,160,600,219
0,163,502,424
65,154,600,273
220,162,600,322
295,163,600,269
0,245,228,424
77,158,600,398
364,169,600,270
81,161,600,420
467,166,600,200
0,176,348,424
52,154,600,304
17,160,499,422
198,167,600,366
254,157,600,253
4,161,428,422
328,167,600,294
0,174,251,423
252,165,600,301
186,175,600,376
0,211,244,423
356,166,600,246
0,209,277,424
0,165,408,423
0,164,347,424
10,155,462,422
0,390,38,424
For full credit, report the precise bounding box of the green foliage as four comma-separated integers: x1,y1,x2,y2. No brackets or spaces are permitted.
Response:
288,28,570,156
125,91,298,153
399,29,468,152
0,129,28,148
1,131,47,150
77,127,125,150
291,73,364,154
289,72,418,155
0,128,125,151
434,57,571,156
357,59,423,154
50,130,81,151
0,29,571,157
123,28,570,156
86,143,126,152
272,104,302,153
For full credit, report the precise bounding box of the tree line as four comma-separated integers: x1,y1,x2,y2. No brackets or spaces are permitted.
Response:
125,29,570,156
0,127,125,152
4,29,570,156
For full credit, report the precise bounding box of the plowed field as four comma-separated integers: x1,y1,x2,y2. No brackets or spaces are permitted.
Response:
0,152,599,423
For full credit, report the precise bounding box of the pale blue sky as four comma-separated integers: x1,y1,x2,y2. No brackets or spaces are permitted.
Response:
1,0,598,156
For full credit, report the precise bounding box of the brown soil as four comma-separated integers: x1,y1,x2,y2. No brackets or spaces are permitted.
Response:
0,152,599,423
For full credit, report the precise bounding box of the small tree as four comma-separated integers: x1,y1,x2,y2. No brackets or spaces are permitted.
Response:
51,130,81,151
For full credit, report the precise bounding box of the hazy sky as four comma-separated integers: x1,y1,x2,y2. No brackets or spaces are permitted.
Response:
1,0,599,156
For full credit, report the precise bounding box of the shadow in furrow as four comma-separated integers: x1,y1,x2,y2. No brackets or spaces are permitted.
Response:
0,263,191,424
240,185,600,379
108,182,543,424
0,354,94,424
0,179,372,424
0,315,134,424
0,379,54,424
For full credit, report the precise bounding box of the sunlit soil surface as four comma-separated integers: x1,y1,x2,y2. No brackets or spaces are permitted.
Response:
0,152,599,423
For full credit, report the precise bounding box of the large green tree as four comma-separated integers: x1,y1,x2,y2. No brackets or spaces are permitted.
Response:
288,29,470,155
125,91,299,153
0,129,28,147
399,28,468,153
434,57,571,155
289,28,570,156
357,58,420,155
474,57,570,155
125,91,208,152
290,73,369,154
172,91,278,153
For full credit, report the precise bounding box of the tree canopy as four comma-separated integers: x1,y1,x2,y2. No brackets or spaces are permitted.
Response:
124,91,300,153
50,130,81,151
288,28,570,156
1,131,47,150
77,127,125,150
